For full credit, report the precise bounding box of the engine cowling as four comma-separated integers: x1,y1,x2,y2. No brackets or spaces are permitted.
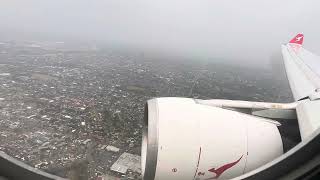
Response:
141,98,283,180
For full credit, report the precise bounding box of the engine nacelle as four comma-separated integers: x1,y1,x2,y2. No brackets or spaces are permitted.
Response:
141,98,283,180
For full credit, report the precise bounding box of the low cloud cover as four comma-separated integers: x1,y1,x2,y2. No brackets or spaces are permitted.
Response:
0,0,319,66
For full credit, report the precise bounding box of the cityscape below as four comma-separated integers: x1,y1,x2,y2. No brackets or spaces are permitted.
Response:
0,41,298,179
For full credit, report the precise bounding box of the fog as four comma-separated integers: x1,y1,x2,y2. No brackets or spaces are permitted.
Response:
1,0,320,66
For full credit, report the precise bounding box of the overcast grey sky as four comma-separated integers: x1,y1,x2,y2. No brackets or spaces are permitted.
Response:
0,0,319,66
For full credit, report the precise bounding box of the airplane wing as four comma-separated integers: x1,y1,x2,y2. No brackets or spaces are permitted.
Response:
282,34,320,140
282,34,320,101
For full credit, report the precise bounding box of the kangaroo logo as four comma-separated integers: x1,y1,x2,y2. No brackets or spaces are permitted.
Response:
205,155,243,179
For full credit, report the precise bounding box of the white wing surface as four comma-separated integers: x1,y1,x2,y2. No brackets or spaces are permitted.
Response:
282,34,320,101
282,34,320,140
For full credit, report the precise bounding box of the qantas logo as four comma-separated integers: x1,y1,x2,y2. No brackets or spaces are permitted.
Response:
296,36,302,41
205,155,243,179
289,34,304,45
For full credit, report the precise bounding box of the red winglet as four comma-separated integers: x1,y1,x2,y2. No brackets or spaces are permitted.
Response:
289,34,304,45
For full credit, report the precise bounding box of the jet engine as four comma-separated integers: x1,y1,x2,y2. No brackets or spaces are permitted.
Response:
141,98,283,180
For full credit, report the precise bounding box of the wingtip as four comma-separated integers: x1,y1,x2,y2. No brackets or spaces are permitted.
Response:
289,33,304,45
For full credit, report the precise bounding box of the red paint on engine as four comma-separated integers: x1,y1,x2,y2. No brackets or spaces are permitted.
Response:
206,155,243,179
